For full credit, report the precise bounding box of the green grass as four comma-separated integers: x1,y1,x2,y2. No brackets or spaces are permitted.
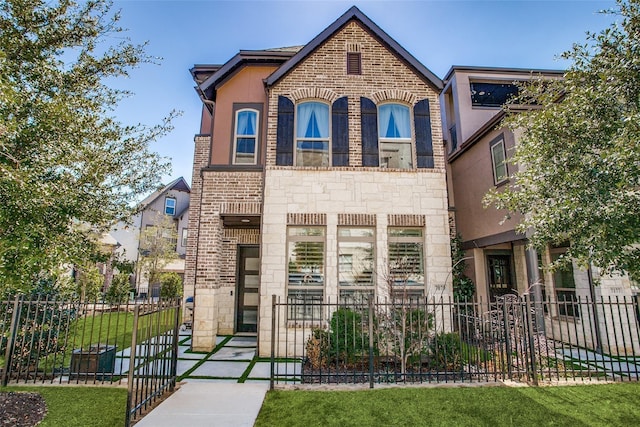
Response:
66,307,179,352
1,386,127,427
2,307,180,372
256,383,640,426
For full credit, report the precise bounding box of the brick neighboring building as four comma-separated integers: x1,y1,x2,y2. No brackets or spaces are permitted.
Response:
185,6,453,355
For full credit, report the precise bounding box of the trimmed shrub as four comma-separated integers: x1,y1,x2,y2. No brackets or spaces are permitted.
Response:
329,308,369,365
160,273,183,299
104,273,131,305
429,332,463,371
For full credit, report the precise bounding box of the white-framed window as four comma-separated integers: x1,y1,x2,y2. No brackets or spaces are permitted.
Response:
388,227,424,299
295,101,330,167
181,228,188,247
378,103,412,169
233,109,259,164
338,227,375,303
164,197,176,215
287,226,325,320
490,137,508,184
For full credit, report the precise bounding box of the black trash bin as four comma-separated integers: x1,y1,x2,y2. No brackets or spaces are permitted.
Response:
70,344,116,378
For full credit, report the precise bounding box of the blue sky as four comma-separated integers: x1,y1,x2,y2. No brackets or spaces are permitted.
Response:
110,0,618,185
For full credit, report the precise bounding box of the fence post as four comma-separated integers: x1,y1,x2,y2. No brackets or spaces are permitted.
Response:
270,295,276,391
125,304,141,427
525,295,538,386
368,296,374,389
2,296,22,387
170,298,181,391
502,302,513,380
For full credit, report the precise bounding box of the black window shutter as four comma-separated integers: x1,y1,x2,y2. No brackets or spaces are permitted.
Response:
414,98,434,168
360,97,379,167
276,96,294,166
332,96,349,166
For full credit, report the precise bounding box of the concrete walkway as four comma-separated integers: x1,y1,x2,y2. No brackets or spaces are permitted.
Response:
133,333,271,426
134,382,268,427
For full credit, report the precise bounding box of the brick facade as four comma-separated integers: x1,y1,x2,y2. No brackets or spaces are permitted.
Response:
258,21,451,357
265,22,444,170
189,13,452,355
191,170,263,350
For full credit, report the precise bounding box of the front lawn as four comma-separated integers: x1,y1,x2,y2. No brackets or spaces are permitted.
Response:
256,383,640,426
1,386,127,427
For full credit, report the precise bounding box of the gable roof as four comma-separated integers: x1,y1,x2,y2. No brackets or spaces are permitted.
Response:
265,6,443,91
196,48,301,102
137,177,191,212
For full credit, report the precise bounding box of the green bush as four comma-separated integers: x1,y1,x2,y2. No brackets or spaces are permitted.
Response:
329,308,369,364
76,265,104,301
304,308,372,368
104,273,131,305
429,332,463,371
160,272,183,299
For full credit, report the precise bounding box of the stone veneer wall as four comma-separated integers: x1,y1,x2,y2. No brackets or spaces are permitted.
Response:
258,169,452,357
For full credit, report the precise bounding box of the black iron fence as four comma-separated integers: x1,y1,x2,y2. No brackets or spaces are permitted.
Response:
270,294,640,388
126,299,181,426
0,295,181,425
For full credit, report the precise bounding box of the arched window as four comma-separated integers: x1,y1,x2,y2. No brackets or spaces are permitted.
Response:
233,109,259,164
378,103,412,169
295,101,330,167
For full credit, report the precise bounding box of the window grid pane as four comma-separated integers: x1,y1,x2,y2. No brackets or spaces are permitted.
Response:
551,250,579,318
491,139,508,183
296,102,330,167
378,103,412,169
165,198,176,215
388,228,424,296
287,226,325,320
181,228,188,247
234,109,258,164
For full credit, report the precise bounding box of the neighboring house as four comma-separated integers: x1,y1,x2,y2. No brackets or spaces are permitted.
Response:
185,6,453,355
441,66,639,353
110,177,191,296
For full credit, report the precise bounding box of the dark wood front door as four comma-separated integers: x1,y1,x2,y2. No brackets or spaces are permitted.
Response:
487,254,515,301
236,246,259,333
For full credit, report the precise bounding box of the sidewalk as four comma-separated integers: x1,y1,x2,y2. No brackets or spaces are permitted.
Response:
134,382,268,427
132,333,271,426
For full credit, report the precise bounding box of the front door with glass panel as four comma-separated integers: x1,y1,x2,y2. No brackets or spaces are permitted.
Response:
236,246,259,333
487,254,515,301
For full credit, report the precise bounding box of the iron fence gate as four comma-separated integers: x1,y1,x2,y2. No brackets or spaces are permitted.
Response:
125,299,181,426
270,294,640,388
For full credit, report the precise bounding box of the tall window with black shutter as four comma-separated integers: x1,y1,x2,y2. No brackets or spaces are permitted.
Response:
360,97,434,169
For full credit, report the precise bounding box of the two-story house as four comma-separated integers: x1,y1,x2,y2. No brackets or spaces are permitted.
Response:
442,66,639,353
110,176,190,296
185,6,453,355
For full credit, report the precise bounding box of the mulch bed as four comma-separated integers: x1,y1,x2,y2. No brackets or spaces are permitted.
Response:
0,392,47,427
